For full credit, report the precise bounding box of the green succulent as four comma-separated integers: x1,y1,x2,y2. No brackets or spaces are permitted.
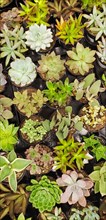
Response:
0,0,12,7
13,89,48,118
89,162,106,196
66,43,95,75
0,120,18,152
56,15,85,45
0,96,13,121
37,52,65,81
81,0,105,11
26,176,62,212
40,207,65,220
43,78,73,107
17,213,31,220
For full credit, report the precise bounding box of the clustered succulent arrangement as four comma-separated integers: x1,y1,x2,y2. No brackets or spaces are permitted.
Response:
0,0,106,220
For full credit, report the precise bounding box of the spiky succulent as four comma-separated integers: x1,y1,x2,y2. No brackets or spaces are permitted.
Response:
66,43,96,75
26,176,62,212
8,57,37,87
37,52,65,81
25,24,53,52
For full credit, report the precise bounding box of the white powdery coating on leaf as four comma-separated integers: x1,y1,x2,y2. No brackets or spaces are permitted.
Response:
25,24,53,52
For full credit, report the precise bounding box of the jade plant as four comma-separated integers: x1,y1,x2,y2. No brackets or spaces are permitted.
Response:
19,0,49,26
56,170,93,207
66,43,96,76
69,205,100,220
25,144,54,175
0,120,18,152
56,15,85,45
43,78,73,107
26,176,62,212
72,73,104,101
37,52,65,81
89,162,106,196
0,63,7,92
20,118,55,143
8,57,37,87
25,24,53,52
84,135,106,161
0,183,29,220
40,207,65,220
96,36,106,65
83,4,106,40
0,25,27,66
13,89,48,117
0,150,31,192
53,138,92,173
0,96,13,121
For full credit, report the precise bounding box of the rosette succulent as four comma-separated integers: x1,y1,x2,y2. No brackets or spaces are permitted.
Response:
25,24,53,52
37,52,65,81
66,43,96,75
8,57,37,87
26,176,62,212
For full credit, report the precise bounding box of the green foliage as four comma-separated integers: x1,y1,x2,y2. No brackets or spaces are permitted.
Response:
0,96,13,121
0,150,31,192
13,89,48,118
89,162,106,196
17,213,31,220
37,52,65,81
56,15,85,45
102,72,106,86
66,43,95,75
69,206,100,220
40,207,64,220
81,0,106,11
26,176,62,213
54,138,90,172
43,78,72,107
0,183,29,220
0,25,27,66
20,118,54,143
0,120,18,152
84,135,106,161
19,0,49,26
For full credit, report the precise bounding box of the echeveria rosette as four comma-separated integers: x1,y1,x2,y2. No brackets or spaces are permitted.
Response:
26,176,62,212
25,24,53,52
57,170,93,207
8,57,37,87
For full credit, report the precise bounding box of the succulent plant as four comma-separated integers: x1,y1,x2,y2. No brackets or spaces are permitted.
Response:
0,96,13,121
37,52,65,81
72,73,104,101
8,57,37,87
0,120,18,152
26,176,62,212
13,89,48,117
96,36,106,64
0,64,7,92
0,0,12,7
17,213,31,220
40,207,65,220
0,183,29,220
43,78,73,107
102,71,106,87
53,138,92,172
66,43,96,75
25,144,54,175
81,0,106,11
83,135,106,161
56,15,85,45
25,23,53,52
0,150,31,192
19,0,49,26
20,118,55,143
0,25,27,66
57,170,93,207
69,205,100,220
89,162,106,196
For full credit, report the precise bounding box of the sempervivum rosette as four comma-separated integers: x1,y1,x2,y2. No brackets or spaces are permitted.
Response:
25,23,53,52
8,57,37,87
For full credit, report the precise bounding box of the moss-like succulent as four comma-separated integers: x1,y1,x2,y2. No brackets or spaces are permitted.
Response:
25,144,54,175
37,52,65,81
0,120,18,152
0,96,13,121
0,183,29,220
26,176,62,212
89,162,106,196
66,43,96,75
56,15,85,45
13,89,48,117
